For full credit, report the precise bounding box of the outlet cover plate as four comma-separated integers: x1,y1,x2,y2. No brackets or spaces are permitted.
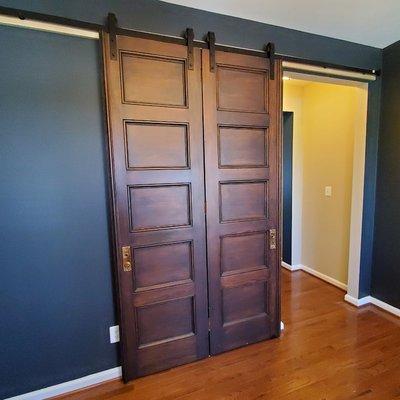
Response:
109,325,120,343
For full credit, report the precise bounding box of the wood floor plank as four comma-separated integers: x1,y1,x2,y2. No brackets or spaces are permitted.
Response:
56,269,400,400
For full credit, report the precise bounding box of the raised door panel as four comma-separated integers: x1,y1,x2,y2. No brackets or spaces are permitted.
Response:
121,52,187,106
222,282,268,324
219,126,268,168
104,34,208,380
134,241,193,290
221,232,267,274
136,297,195,347
125,122,189,170
128,184,192,231
217,66,267,112
219,181,268,222
202,49,281,354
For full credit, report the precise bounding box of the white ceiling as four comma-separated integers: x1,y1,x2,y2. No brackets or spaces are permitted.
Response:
163,0,400,48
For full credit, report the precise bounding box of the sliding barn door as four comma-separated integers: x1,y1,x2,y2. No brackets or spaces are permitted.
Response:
202,50,281,354
103,34,209,380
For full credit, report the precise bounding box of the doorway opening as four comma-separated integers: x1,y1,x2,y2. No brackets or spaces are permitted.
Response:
281,69,369,296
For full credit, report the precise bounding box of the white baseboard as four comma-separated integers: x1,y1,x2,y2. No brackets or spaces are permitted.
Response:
300,265,348,291
281,262,347,290
370,296,400,317
281,261,301,271
5,366,122,400
344,294,371,307
344,294,400,317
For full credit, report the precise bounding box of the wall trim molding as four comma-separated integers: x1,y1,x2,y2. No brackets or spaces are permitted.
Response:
5,367,122,400
281,261,302,271
0,15,100,39
344,294,371,307
301,264,348,291
281,262,347,290
370,296,400,317
344,294,400,317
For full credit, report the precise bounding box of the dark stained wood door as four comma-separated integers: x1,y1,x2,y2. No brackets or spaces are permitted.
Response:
103,34,209,380
202,49,281,354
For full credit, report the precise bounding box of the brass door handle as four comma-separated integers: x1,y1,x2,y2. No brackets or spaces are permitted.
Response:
122,246,132,272
269,229,277,250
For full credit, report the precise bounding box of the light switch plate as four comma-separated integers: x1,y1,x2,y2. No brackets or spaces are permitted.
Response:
325,186,332,197
109,325,120,343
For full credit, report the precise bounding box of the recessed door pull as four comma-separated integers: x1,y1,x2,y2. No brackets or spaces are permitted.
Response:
122,245,132,272
269,229,277,250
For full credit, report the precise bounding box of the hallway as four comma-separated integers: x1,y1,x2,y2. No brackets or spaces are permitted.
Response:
58,270,400,399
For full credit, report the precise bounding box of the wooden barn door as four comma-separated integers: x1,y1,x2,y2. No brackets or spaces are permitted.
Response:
103,33,209,380
104,30,282,381
202,49,281,354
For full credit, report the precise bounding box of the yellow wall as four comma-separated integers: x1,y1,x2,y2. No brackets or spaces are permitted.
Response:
283,80,367,285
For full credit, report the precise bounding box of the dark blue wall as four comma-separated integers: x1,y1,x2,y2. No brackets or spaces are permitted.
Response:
371,40,400,307
282,112,293,265
0,26,118,399
0,0,385,397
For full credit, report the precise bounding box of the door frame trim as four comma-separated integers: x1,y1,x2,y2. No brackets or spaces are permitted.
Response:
281,66,369,302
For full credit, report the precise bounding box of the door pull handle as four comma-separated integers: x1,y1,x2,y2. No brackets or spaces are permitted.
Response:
269,229,277,250
122,246,132,272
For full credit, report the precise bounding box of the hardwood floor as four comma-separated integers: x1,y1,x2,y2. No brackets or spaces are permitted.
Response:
57,269,400,399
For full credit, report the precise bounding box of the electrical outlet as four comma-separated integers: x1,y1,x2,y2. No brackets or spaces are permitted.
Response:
325,186,332,197
109,325,120,343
